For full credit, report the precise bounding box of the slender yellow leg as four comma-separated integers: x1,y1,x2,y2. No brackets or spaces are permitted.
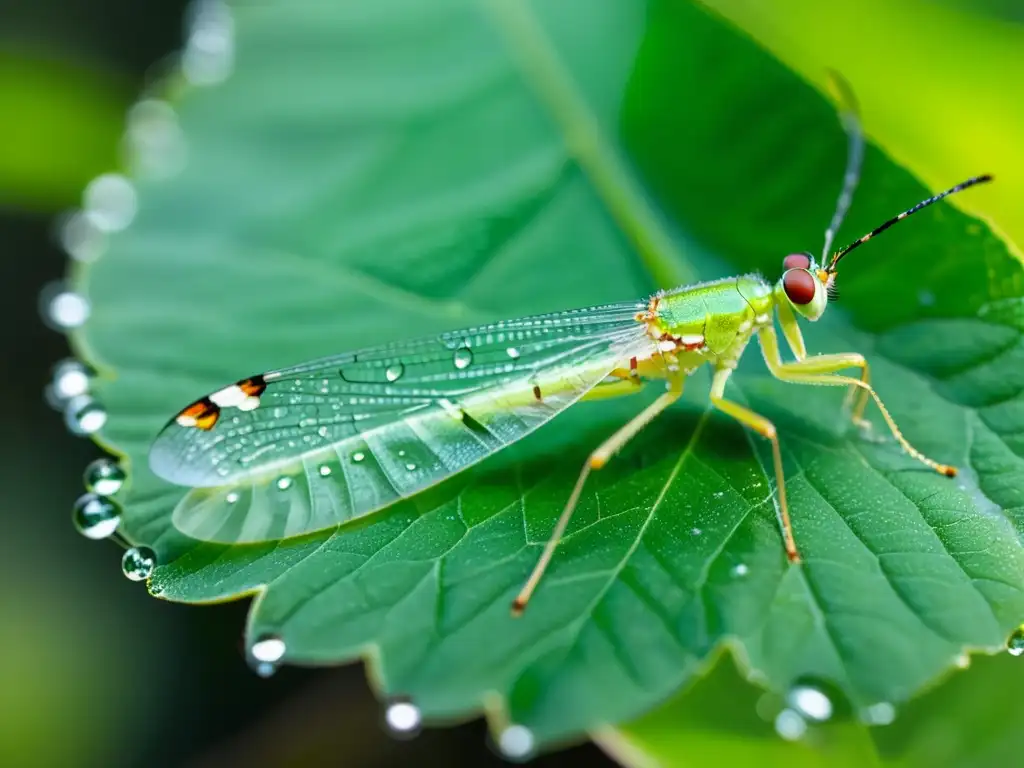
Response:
709,367,801,564
511,376,684,616
776,301,870,424
758,326,956,477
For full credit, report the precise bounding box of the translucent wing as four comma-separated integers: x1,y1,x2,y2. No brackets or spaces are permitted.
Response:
150,301,656,543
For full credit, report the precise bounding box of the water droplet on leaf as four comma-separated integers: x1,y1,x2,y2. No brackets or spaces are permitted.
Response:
83,457,126,496
731,563,749,577
72,493,121,539
1008,627,1024,657
384,698,421,736
861,701,896,726
453,347,473,370
49,359,90,402
42,285,91,330
122,546,156,581
83,173,138,232
497,724,535,760
786,679,833,722
65,396,107,435
506,347,520,359
276,476,292,491
385,363,405,382
774,708,807,741
352,452,365,463
182,0,235,85
58,210,106,263
318,465,332,477
250,633,286,664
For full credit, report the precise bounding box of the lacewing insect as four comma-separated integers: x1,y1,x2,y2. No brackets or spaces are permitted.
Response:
149,91,991,616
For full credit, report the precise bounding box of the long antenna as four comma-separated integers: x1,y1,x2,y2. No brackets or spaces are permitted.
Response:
821,71,864,261
826,175,993,272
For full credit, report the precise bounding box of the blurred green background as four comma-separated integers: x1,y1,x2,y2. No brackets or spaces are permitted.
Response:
1,1,1020,767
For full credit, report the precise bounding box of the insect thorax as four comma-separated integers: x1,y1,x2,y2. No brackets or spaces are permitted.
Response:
653,274,774,363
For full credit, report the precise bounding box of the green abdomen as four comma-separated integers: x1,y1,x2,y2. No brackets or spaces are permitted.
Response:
656,274,773,363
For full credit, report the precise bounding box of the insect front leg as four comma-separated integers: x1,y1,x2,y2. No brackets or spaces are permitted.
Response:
708,367,801,564
758,325,956,477
776,300,870,425
511,374,684,616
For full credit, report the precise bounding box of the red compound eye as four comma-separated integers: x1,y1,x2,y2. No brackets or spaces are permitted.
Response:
783,269,817,305
782,253,812,271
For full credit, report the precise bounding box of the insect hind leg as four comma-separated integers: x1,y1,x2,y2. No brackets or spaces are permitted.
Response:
511,376,684,616
758,326,956,477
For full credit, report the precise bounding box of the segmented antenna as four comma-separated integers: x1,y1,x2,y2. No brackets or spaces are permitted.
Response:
821,71,864,262
826,175,992,272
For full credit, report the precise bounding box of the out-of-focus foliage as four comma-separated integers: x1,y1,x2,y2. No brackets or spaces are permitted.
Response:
701,0,1024,257
0,48,126,210
599,652,880,768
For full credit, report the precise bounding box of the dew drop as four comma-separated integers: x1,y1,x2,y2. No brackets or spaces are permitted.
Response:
317,425,330,438
786,680,833,723
65,396,107,436
384,363,404,383
122,546,156,581
861,701,896,726
384,698,422,736
498,724,535,760
57,210,106,263
774,708,807,741
72,493,122,540
954,652,971,669
250,633,286,664
506,347,521,360
42,284,91,330
453,347,473,370
125,99,186,179
405,462,417,472
276,476,292,491
225,491,240,504
731,563,749,577
1008,627,1024,657
352,451,365,463
83,457,126,496
182,0,235,85
50,359,90,401
318,465,332,477
83,173,138,232
690,527,702,536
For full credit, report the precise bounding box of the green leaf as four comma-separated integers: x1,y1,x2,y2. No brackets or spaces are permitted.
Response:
697,0,1024,256
73,0,1024,751
597,651,881,768
872,650,1024,767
